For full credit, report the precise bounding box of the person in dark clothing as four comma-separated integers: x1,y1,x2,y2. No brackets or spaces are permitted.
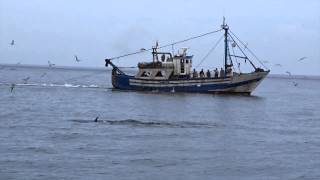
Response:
192,68,198,78
206,70,211,78
220,68,225,78
214,68,219,78
161,54,165,62
200,69,205,78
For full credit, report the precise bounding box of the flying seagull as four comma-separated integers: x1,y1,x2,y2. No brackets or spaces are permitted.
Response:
274,64,282,67
10,40,15,46
10,83,16,93
285,71,299,87
285,71,292,76
48,61,55,68
40,72,47,78
244,42,249,50
22,77,30,84
74,55,81,62
298,57,307,61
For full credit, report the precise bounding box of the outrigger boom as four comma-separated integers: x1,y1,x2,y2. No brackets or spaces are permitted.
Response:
105,19,269,95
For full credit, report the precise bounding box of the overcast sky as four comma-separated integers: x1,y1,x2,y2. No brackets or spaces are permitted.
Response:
0,0,319,75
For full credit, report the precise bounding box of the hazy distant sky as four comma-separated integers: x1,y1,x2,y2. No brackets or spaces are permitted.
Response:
0,0,319,75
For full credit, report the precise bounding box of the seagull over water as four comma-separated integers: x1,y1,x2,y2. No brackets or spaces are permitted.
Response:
10,40,15,46
244,42,249,50
48,61,55,68
298,57,307,61
40,72,47,78
285,71,292,76
22,77,30,84
285,71,299,87
74,55,81,62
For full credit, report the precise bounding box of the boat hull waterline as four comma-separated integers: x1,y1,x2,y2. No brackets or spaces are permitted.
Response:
111,71,269,94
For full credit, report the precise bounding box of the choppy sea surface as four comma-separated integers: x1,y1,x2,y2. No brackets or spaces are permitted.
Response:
0,65,319,180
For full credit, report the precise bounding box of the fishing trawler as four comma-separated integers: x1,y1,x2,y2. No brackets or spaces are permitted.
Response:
105,19,269,95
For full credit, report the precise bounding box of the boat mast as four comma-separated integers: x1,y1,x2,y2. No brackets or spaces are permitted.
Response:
222,17,229,76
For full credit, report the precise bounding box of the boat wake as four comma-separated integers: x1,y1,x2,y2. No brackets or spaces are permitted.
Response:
71,119,219,128
0,82,102,89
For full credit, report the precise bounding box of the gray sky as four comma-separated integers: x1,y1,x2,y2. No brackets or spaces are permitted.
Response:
0,0,319,75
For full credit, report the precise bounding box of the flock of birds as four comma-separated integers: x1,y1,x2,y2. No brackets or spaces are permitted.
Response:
261,56,308,87
7,40,84,93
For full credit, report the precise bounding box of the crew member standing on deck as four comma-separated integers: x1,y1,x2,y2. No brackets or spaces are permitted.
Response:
193,68,198,78
214,68,219,78
200,69,205,78
206,70,211,78
220,68,225,78
161,54,165,62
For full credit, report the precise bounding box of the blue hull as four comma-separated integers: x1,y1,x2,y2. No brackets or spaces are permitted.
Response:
111,71,269,94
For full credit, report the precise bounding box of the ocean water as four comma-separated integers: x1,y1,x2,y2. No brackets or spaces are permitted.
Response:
0,65,319,180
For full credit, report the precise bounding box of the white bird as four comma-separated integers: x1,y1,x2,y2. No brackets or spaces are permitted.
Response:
298,57,307,61
10,40,15,46
285,71,299,87
22,77,30,84
74,55,81,62
274,64,282,67
48,61,55,68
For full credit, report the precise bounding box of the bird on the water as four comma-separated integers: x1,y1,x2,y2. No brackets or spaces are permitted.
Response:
10,84,16,93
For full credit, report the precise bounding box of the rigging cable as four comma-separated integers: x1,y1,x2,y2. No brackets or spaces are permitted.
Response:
108,28,223,61
195,35,224,69
229,30,268,70
231,43,241,73
227,33,256,69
